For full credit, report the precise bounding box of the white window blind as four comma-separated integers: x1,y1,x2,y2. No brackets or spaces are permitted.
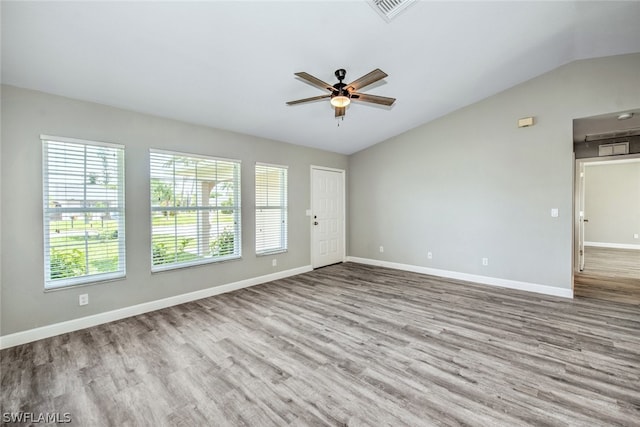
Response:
255,163,288,255
150,150,241,271
42,136,126,289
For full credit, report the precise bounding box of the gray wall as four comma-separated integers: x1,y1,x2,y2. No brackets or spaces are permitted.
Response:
1,85,347,335
584,161,640,245
349,53,640,290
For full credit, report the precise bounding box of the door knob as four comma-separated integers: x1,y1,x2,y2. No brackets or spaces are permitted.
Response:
314,221,318,225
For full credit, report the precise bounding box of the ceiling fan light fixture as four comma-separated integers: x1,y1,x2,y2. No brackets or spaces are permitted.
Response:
330,95,350,108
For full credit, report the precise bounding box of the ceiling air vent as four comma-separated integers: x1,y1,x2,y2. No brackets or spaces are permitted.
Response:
369,0,416,22
598,142,629,157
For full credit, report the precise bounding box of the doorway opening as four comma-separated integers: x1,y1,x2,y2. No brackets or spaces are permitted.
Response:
573,109,640,305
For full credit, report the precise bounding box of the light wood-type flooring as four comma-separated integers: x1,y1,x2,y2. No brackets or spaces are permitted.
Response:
2,262,639,426
574,246,640,305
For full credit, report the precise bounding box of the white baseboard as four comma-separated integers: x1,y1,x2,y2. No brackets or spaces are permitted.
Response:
584,241,640,250
346,257,573,299
0,265,312,350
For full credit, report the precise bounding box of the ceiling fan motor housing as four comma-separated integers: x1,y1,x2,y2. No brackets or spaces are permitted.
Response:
333,69,349,98
332,82,348,97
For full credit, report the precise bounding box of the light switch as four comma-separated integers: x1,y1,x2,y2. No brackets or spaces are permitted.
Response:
551,208,559,218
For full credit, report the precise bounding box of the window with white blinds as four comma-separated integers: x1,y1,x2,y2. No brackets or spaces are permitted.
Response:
255,163,288,255
42,136,126,289
150,150,241,271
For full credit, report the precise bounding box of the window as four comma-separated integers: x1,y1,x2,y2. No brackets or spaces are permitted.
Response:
255,163,288,255
42,136,125,289
150,150,241,271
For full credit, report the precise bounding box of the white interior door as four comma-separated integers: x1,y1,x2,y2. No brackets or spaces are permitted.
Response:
311,167,345,268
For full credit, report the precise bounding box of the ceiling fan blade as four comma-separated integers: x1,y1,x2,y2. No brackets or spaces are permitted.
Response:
351,92,396,106
286,94,331,105
345,69,388,92
294,72,335,92
335,106,346,118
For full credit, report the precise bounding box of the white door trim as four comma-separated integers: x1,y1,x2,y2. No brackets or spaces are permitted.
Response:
310,165,346,268
573,153,640,276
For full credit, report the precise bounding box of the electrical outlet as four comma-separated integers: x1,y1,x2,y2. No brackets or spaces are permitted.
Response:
379,246,384,253
272,259,277,267
79,294,89,306
427,251,433,259
482,258,489,266
634,233,639,239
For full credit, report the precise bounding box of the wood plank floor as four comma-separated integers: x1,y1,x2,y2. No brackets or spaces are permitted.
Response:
2,262,639,426
581,247,640,279
575,247,640,305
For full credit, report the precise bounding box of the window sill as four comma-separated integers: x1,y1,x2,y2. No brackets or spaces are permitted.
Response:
44,273,126,292
256,249,288,257
151,255,242,273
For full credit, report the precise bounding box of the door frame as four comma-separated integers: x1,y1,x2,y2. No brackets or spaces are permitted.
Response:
310,165,346,268
573,153,640,281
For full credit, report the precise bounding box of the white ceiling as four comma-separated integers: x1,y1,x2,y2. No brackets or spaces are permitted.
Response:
2,1,640,155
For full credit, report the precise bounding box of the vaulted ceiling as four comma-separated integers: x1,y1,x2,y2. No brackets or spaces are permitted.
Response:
2,1,639,154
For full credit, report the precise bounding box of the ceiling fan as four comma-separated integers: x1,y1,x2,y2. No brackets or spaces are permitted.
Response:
286,68,396,118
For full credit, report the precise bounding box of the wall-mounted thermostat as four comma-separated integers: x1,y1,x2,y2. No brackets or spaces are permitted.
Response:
518,117,535,128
